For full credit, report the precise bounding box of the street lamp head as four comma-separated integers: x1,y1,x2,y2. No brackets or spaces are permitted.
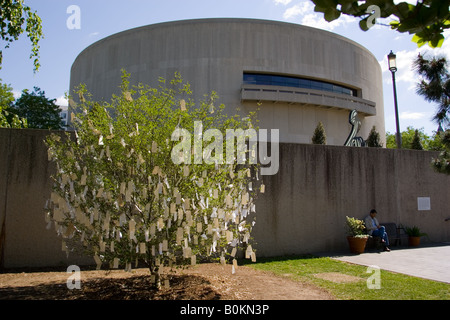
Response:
388,50,397,72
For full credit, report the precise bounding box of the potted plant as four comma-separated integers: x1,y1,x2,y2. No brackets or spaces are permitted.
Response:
404,226,427,247
345,216,369,254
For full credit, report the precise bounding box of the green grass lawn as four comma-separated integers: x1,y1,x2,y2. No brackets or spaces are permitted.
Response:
244,255,450,300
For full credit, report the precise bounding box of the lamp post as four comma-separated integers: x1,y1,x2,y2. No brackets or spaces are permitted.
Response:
388,50,402,149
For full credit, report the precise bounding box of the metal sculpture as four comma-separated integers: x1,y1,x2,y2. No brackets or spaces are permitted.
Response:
344,110,366,147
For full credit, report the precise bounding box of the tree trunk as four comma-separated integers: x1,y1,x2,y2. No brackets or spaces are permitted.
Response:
149,264,161,290
0,217,5,270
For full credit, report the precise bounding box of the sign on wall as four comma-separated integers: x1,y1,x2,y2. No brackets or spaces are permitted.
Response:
417,197,431,211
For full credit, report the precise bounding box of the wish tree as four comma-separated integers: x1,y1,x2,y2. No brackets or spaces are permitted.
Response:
45,71,263,288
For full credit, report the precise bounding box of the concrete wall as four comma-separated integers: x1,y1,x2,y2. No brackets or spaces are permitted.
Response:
69,18,386,146
1,129,448,268
0,129,92,269
253,143,450,256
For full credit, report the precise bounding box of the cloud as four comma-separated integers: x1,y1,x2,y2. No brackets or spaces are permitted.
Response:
301,12,356,31
283,3,307,20
400,111,428,120
379,47,425,90
282,1,356,31
56,95,69,108
431,29,450,59
379,30,450,90
274,0,292,5
13,91,21,99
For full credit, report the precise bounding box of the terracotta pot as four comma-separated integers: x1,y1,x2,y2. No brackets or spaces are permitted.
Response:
347,236,368,254
408,236,421,247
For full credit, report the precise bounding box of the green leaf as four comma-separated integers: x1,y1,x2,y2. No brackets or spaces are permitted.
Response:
395,2,415,19
324,8,341,22
359,19,369,31
429,34,445,48
412,34,427,47
340,0,356,13
389,20,400,29
431,0,450,20
312,0,338,9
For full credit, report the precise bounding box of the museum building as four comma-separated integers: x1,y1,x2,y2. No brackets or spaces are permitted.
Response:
70,18,385,145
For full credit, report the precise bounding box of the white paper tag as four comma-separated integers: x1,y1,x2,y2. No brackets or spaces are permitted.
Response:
94,254,102,270
180,99,186,111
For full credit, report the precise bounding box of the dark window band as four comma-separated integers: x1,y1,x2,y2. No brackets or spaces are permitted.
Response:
243,73,357,97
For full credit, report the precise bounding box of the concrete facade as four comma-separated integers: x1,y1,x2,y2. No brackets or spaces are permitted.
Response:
253,143,450,256
0,129,93,269
69,18,385,146
1,129,449,268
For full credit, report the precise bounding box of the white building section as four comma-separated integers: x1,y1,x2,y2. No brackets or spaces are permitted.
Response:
70,18,385,146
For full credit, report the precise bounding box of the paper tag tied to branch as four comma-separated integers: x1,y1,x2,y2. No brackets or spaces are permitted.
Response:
180,99,187,111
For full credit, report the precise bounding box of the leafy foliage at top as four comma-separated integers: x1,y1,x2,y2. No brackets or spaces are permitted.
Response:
311,0,449,48
0,0,43,71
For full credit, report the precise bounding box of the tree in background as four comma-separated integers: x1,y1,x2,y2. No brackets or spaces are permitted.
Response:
386,126,445,150
312,121,327,145
413,54,450,129
310,0,449,48
432,130,450,174
0,0,43,72
411,129,424,150
428,130,447,151
366,126,383,147
0,79,27,128
387,127,428,150
412,53,450,173
45,72,262,288
13,87,63,130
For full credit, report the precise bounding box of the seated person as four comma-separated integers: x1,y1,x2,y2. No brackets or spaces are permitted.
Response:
365,209,390,252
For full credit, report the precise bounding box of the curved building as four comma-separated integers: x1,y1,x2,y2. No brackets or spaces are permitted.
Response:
70,18,385,145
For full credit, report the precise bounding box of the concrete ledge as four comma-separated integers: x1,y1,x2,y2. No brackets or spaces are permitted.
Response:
241,84,377,116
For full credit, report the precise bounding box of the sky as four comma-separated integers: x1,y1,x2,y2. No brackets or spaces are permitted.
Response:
1,0,449,136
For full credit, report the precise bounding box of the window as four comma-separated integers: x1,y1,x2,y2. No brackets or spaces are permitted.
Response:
243,73,357,97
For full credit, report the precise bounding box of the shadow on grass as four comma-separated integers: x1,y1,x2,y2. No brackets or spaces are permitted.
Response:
239,254,323,266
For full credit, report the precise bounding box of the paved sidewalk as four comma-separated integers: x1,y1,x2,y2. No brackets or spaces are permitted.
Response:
319,243,450,284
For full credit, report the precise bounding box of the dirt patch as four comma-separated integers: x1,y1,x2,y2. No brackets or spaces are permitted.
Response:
0,263,334,300
314,272,363,283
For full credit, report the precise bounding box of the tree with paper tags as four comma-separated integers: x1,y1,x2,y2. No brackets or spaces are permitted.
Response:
45,71,263,288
